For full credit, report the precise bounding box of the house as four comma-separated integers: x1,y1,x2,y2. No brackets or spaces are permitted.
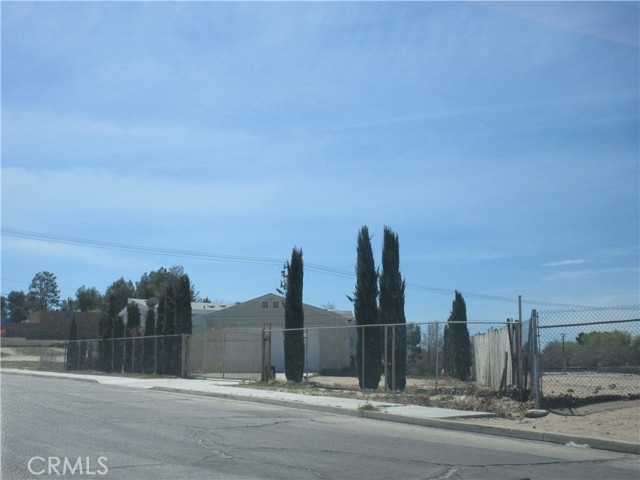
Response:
192,293,354,374
120,294,354,375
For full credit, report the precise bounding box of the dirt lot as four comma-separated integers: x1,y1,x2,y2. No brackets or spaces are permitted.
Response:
542,371,639,399
455,399,640,444
1,345,66,370
305,375,640,444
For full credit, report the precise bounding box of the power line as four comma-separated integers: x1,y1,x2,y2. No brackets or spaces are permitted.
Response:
2,227,284,266
1,227,599,309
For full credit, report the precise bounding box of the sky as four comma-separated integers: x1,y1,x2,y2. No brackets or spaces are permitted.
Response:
1,1,639,323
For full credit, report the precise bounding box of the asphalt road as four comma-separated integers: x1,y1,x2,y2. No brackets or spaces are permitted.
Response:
1,373,638,480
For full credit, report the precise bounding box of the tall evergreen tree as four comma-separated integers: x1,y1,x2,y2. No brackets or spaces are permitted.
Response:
144,306,156,373
125,302,142,373
104,277,135,314
6,291,29,322
158,285,179,375
176,274,192,335
113,315,125,373
135,266,198,303
353,226,381,390
75,286,104,312
28,271,61,311
66,316,78,370
379,226,407,391
283,248,305,383
99,294,116,371
444,291,472,381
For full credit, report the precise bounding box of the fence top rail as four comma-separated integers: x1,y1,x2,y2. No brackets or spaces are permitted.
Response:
538,318,640,329
270,319,518,333
64,333,186,344
538,304,639,316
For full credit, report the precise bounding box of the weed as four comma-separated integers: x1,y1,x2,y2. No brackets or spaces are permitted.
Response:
358,402,379,412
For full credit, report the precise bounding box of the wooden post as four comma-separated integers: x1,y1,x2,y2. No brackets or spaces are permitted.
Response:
499,351,509,393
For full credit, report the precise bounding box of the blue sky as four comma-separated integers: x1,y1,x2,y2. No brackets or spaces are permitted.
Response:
2,1,638,322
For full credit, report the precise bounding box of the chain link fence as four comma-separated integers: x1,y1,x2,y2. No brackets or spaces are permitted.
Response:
392,321,524,393
0,334,187,376
0,338,68,371
530,305,640,407
8,308,637,409
65,334,187,376
187,329,270,381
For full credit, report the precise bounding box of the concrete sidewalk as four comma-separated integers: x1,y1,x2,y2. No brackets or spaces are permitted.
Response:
2,368,638,455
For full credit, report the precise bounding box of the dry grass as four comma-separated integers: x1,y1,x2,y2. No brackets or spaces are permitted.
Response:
240,374,534,417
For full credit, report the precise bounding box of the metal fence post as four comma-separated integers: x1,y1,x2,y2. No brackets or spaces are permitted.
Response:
392,325,396,392
383,326,388,392
222,332,226,379
121,337,126,373
530,310,543,408
361,325,365,389
261,326,267,381
181,334,188,378
154,335,158,374
305,328,309,383
435,322,439,391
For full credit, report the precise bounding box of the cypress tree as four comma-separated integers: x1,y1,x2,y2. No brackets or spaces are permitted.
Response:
446,291,472,381
113,315,125,373
176,274,192,335
157,295,167,374
380,226,406,391
99,295,116,371
159,285,178,375
66,316,78,370
144,307,156,373
163,284,177,336
353,226,381,390
125,302,141,373
284,248,305,383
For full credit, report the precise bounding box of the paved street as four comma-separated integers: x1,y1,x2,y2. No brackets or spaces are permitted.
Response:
2,373,638,480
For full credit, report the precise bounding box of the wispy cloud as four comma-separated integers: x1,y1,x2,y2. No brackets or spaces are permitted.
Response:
405,251,512,263
481,2,639,47
544,259,586,268
546,267,638,282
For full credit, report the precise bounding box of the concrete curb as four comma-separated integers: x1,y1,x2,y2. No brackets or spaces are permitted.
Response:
1,368,102,384
150,386,640,456
3,369,638,455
